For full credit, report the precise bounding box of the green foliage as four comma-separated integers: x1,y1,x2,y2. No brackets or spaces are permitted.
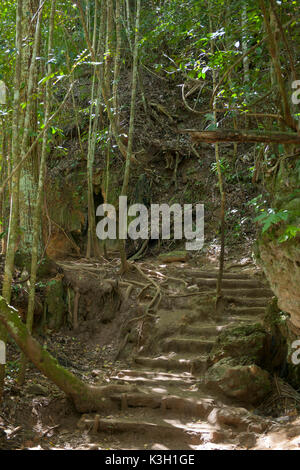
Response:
255,209,289,234
249,195,300,241
278,225,300,243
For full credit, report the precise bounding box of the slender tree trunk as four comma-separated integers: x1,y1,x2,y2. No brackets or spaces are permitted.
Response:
209,3,226,313
118,0,141,272
102,0,121,258
63,29,84,153
113,0,121,129
241,5,250,84
259,0,297,131
86,0,106,259
18,0,56,385
0,112,8,255
269,0,296,82
75,0,128,159
18,0,41,262
0,0,23,402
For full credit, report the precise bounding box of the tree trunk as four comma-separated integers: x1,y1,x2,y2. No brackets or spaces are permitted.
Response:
0,0,23,402
118,0,141,273
86,0,106,259
209,3,226,313
241,5,250,83
259,0,297,131
75,0,129,160
18,0,42,262
18,0,56,385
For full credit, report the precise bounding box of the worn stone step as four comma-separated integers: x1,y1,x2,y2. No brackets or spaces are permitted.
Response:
110,369,197,387
92,415,212,444
135,355,207,374
222,315,264,324
222,288,273,298
226,297,268,308
195,278,263,289
182,324,224,337
228,306,266,316
162,337,214,354
110,392,215,418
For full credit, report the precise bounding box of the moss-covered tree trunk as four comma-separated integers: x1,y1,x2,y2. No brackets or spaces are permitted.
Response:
18,0,41,263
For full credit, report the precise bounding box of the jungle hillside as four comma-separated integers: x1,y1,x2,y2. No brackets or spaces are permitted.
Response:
0,0,300,452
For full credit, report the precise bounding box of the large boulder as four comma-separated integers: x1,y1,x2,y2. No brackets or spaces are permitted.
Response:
205,358,272,405
259,236,300,330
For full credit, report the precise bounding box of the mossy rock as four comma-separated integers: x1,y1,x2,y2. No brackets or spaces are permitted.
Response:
205,358,272,405
209,323,270,367
158,251,189,263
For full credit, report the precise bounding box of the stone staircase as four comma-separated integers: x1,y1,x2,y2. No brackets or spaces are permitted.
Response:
85,266,275,449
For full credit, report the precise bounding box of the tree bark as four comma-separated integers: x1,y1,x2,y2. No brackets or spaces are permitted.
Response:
259,0,297,131
75,0,129,160
86,0,102,260
118,0,141,272
0,0,23,402
18,0,42,260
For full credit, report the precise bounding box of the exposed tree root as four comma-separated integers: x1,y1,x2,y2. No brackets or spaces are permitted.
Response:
133,265,162,314
128,239,149,261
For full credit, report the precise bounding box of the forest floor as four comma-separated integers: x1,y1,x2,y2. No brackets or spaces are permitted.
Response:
1,247,300,450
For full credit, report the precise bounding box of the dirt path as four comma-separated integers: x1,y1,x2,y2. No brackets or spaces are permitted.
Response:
2,257,300,450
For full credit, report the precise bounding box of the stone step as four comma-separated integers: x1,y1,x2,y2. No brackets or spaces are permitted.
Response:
222,315,264,324
226,297,268,308
182,324,225,337
228,306,266,316
110,369,197,387
110,391,215,418
162,337,214,354
222,288,273,298
185,271,255,280
91,415,214,445
135,355,208,374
